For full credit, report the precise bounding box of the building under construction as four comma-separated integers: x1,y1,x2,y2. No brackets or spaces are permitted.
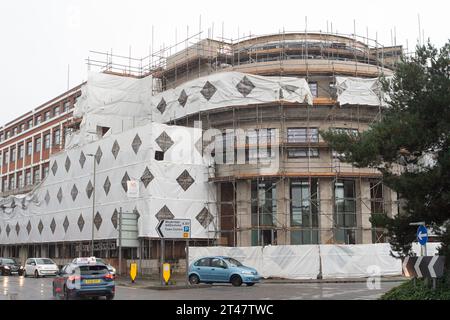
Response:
0,30,404,269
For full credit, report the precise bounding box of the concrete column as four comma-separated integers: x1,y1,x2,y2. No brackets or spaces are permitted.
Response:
383,186,398,218
319,178,334,244
359,179,373,244
276,178,289,245
236,180,252,246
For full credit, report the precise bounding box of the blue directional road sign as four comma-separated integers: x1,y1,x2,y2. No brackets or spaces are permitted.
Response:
417,225,428,245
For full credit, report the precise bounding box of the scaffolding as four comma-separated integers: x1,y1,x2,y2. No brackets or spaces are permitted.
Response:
86,29,404,247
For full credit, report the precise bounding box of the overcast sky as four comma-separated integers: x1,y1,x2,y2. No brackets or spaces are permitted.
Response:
0,0,448,125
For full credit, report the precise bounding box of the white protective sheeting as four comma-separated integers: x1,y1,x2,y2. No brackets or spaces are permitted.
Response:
68,72,153,148
0,122,216,244
261,245,320,279
335,76,389,106
412,242,442,256
189,246,264,274
151,72,313,123
319,244,402,279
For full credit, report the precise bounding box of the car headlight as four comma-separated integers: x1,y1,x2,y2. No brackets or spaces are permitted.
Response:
111,267,116,273
241,270,253,275
19,266,24,269
4,266,10,270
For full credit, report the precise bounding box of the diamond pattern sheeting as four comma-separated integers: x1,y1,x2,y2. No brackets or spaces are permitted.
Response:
95,146,103,164
65,156,71,172
111,140,120,159
200,81,217,101
176,170,195,191
155,131,174,153
50,218,56,234
140,167,154,188
44,190,51,205
57,187,63,204
131,134,142,154
155,205,174,221
196,207,214,228
38,220,44,234
236,76,255,97
94,212,102,231
79,151,86,168
15,222,20,235
121,172,130,192
178,89,188,107
51,161,58,176
26,220,32,235
71,184,79,201
111,209,118,229
77,214,85,232
86,180,94,199
63,216,70,233
103,177,111,196
6,224,10,237
157,98,167,114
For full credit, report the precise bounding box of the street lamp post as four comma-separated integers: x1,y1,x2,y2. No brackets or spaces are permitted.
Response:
86,153,97,256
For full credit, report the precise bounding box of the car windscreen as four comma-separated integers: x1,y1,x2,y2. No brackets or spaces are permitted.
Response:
36,259,55,265
2,259,16,265
76,265,108,275
96,258,106,264
223,257,243,267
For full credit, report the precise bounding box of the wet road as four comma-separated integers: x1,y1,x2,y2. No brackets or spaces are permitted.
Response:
0,275,402,300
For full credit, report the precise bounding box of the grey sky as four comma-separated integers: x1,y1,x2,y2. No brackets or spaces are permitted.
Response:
0,0,448,125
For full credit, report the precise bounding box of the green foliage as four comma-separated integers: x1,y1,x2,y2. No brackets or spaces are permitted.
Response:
381,273,450,300
321,40,450,259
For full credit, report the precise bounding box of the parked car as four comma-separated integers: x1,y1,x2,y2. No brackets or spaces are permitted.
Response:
53,262,115,300
188,256,261,287
0,258,25,276
72,257,116,277
24,258,59,277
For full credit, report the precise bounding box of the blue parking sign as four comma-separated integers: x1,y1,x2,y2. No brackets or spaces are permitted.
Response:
184,226,190,232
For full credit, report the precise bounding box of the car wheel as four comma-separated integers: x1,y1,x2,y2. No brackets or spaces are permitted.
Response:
189,274,200,285
246,283,255,287
231,275,243,287
106,294,114,300
34,270,39,278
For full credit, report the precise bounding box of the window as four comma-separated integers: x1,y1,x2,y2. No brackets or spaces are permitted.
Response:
53,129,61,146
34,167,40,184
6,131,10,139
18,173,24,189
44,133,51,149
20,123,26,132
26,141,32,156
54,106,60,116
35,137,42,153
194,258,211,267
245,128,276,163
288,148,319,158
10,147,16,162
2,179,8,192
308,81,318,97
10,175,15,190
334,180,357,244
287,128,319,143
0,133,3,142
44,111,51,121
27,119,33,129
18,144,24,160
4,150,9,165
35,115,42,125
211,258,227,268
25,171,31,186
251,180,277,246
13,127,18,136
43,166,49,179
64,101,71,112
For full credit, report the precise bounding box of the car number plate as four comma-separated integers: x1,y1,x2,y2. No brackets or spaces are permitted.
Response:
84,279,101,284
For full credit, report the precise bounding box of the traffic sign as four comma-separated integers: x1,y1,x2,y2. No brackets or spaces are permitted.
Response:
417,225,428,245
156,219,191,239
402,256,445,279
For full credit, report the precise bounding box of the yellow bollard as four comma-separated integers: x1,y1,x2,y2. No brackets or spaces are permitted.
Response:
130,263,137,283
163,263,171,285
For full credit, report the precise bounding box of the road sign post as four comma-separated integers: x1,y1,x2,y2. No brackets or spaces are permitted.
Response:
156,219,191,286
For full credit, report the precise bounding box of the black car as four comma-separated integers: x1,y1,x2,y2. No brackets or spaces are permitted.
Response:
0,258,25,276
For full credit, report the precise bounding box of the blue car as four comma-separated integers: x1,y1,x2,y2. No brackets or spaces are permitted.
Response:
52,262,115,300
188,256,261,287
